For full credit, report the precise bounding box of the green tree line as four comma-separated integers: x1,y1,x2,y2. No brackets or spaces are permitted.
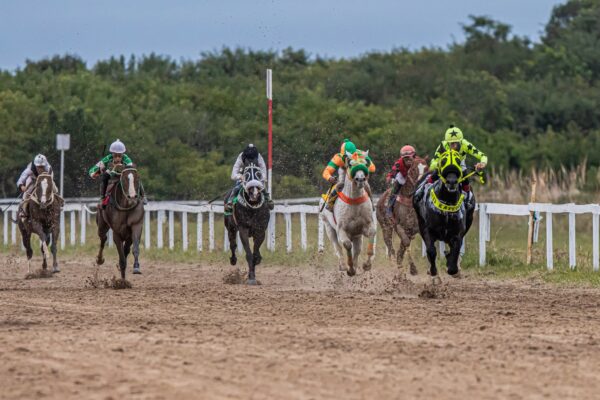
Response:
0,0,599,199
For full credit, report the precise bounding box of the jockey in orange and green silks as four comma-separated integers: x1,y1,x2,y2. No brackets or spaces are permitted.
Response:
322,139,376,210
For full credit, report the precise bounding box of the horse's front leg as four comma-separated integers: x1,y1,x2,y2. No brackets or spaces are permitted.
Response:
225,217,238,266
30,221,48,270
362,224,376,271
48,226,59,273
446,237,462,276
132,223,142,274
96,213,109,265
238,227,256,285
337,229,355,276
252,229,266,267
112,232,127,280
352,236,363,274
424,234,439,281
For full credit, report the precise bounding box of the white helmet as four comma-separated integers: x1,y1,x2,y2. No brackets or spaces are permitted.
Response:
109,139,126,154
34,154,48,167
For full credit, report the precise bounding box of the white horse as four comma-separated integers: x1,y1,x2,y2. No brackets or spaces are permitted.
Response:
320,150,377,276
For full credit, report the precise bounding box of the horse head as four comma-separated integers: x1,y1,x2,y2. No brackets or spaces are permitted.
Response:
404,156,429,193
34,173,55,209
242,164,265,204
120,168,140,201
346,149,370,190
438,150,463,193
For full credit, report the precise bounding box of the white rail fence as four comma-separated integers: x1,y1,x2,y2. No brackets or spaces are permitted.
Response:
1,200,598,271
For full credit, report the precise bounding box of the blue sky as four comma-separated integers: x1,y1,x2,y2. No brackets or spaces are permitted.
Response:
0,0,560,70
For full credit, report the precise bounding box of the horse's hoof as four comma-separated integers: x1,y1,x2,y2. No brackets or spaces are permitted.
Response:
253,255,262,266
347,268,356,277
96,257,105,266
52,266,60,273
449,269,462,279
409,264,418,276
432,276,442,285
362,262,372,271
230,257,237,266
246,279,258,286
133,267,141,274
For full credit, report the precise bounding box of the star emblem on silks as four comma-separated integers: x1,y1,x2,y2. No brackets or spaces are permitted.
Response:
450,130,458,137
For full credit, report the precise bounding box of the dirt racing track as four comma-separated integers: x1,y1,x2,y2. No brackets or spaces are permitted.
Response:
1,256,600,400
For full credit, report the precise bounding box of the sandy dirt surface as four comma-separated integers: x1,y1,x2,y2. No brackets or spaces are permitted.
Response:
1,254,600,400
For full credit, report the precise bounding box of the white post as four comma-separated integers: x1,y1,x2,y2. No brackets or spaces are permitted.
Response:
569,212,576,269
267,211,276,251
300,212,307,250
197,213,203,252
460,240,465,258
182,212,188,251
108,229,113,247
11,210,17,245
60,149,64,197
168,210,175,250
546,212,553,270
80,208,86,245
3,211,8,245
266,68,273,197
422,239,426,257
486,213,491,242
157,210,164,249
318,216,324,252
224,228,229,252
285,213,292,253
479,203,487,267
208,211,215,252
438,241,445,257
144,210,151,249
59,211,65,249
236,232,243,254
70,210,76,246
593,212,599,271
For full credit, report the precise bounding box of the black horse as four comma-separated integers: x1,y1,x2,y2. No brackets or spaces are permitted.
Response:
224,164,271,285
413,150,484,278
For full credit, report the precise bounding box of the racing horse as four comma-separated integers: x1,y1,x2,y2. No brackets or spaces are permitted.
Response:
413,149,484,279
95,165,145,280
17,173,63,273
376,156,428,274
320,149,376,276
224,163,271,285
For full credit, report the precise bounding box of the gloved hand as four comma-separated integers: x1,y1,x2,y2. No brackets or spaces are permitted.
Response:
90,170,101,180
328,176,337,185
475,162,487,171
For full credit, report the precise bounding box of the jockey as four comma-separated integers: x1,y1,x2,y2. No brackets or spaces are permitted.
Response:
88,139,134,208
17,154,55,199
385,145,416,216
17,154,57,219
420,125,487,205
322,139,376,211
225,144,274,212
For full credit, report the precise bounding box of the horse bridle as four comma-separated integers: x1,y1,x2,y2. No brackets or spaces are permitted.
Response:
28,174,55,206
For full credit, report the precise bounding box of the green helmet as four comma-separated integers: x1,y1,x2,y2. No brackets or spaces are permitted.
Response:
444,126,463,143
340,138,357,155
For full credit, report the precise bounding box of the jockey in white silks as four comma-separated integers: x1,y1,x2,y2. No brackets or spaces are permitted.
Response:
17,154,58,219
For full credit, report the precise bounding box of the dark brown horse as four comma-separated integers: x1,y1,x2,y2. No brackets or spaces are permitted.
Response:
376,156,428,274
17,173,63,273
96,166,144,280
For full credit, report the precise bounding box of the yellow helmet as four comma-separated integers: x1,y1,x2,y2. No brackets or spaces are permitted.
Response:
444,126,463,143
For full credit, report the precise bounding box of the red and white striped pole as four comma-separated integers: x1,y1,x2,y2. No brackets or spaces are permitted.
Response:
266,69,273,197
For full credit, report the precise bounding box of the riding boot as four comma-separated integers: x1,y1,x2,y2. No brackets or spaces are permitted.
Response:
225,183,241,213
386,181,400,217
326,188,338,211
263,191,274,210
100,173,110,209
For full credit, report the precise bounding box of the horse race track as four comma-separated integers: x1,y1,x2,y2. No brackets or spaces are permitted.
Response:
1,256,600,400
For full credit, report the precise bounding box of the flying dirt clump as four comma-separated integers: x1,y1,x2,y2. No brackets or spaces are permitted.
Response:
85,270,131,289
25,269,54,279
223,268,244,284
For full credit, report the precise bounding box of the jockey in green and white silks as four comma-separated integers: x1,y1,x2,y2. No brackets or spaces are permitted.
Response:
88,139,135,208
225,144,274,212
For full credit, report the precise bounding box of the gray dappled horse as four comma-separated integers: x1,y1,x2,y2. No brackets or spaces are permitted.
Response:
224,163,270,285
376,156,428,274
18,173,62,273
96,166,144,280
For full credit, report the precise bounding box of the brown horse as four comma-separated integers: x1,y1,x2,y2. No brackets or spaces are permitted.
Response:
17,173,63,273
376,156,428,274
95,166,144,280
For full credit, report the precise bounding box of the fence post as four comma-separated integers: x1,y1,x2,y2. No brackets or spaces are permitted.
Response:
4,210,8,245
208,211,214,252
223,228,229,252
479,203,487,267
157,210,164,249
593,212,599,272
59,211,65,249
80,207,86,245
70,210,76,246
546,211,553,270
144,210,151,249
182,211,188,251
300,212,307,250
168,210,175,250
569,212,576,269
318,216,324,252
236,232,243,254
197,212,203,252
285,213,292,253
108,229,113,247
267,211,276,251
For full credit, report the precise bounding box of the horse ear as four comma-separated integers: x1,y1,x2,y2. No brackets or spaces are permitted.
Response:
364,150,369,157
